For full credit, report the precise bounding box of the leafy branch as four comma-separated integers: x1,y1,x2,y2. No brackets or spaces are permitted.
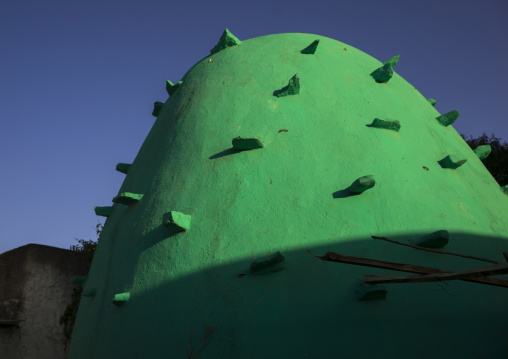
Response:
461,132,508,186
60,221,103,349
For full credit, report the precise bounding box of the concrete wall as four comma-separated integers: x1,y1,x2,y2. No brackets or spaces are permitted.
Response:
0,244,88,359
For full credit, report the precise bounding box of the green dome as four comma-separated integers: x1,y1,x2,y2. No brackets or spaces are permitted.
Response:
69,31,508,358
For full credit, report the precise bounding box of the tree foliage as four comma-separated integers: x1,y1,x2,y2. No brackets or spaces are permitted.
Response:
69,223,102,266
461,132,508,186
60,222,103,349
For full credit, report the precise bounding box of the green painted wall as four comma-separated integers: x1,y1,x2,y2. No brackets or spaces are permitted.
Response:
69,31,508,358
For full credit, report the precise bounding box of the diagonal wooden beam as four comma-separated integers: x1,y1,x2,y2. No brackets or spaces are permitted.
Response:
315,252,508,289
364,263,508,285
371,236,502,264
316,252,447,274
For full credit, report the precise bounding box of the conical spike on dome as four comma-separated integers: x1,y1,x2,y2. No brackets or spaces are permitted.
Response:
210,28,242,54
162,211,191,232
371,63,393,83
116,163,131,174
152,101,164,117
166,80,182,96
232,137,263,150
348,175,376,194
383,55,400,68
438,154,467,169
366,118,401,132
250,252,286,275
474,145,491,160
94,206,112,218
415,230,449,248
300,40,319,54
112,293,130,305
436,110,459,127
274,74,300,97
371,55,399,83
356,284,388,301
112,192,143,205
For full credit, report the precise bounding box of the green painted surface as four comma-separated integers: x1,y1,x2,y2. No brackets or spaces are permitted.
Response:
356,284,388,301
71,275,88,285
69,32,508,358
81,288,96,297
249,251,286,275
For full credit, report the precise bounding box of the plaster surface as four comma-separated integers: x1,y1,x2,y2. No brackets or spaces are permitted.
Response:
69,32,508,358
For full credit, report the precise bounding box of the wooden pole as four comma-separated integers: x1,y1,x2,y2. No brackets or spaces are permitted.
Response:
364,263,508,285
315,252,508,289
371,235,502,264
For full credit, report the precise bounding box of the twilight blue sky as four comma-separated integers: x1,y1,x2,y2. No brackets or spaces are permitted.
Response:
1,0,507,254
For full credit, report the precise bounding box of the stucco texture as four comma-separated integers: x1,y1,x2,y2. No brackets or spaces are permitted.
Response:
0,244,88,359
70,32,508,358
